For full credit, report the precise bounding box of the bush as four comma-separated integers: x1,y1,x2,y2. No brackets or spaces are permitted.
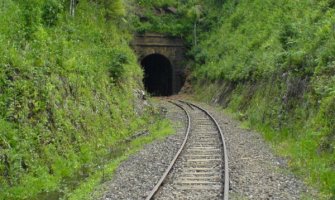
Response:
0,0,144,199
192,0,335,197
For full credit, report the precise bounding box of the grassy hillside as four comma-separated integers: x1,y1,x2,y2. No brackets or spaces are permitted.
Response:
191,0,335,198
0,0,169,199
131,0,209,43
1,0,334,199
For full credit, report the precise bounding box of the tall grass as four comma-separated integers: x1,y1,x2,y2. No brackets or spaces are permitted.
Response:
0,0,151,199
192,0,335,198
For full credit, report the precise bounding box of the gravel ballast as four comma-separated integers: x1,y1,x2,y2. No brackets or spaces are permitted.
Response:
100,99,317,200
100,102,187,200
197,102,318,199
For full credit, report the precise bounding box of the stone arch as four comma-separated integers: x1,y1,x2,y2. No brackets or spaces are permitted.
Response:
132,33,186,95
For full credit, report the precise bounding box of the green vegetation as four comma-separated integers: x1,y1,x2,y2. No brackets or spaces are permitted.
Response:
1,0,334,199
191,0,335,198
131,0,216,43
131,0,191,37
67,119,173,200
0,0,175,199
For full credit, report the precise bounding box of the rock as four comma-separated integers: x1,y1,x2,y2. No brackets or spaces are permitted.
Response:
165,6,177,14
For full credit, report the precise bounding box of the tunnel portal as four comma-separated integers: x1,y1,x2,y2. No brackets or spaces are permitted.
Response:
141,54,173,96
132,33,186,96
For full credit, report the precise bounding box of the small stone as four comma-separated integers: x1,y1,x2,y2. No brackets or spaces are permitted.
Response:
165,6,177,14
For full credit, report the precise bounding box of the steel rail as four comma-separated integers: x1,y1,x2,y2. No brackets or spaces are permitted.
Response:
179,100,229,200
145,101,191,200
146,100,229,200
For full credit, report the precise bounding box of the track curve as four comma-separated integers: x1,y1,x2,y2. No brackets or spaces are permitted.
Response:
146,100,229,200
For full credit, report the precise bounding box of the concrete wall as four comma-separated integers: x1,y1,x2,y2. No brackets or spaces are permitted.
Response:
132,33,186,94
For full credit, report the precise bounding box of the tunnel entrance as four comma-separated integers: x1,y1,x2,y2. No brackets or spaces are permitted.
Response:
141,54,173,96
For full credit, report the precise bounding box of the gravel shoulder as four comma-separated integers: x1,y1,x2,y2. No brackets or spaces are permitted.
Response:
99,102,187,200
99,99,318,200
194,101,318,200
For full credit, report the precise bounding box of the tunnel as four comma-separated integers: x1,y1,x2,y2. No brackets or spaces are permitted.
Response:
141,54,173,96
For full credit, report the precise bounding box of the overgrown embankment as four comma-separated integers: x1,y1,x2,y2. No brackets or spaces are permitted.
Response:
191,0,335,198
0,0,169,199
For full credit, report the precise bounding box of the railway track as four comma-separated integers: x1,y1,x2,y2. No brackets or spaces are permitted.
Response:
146,100,229,200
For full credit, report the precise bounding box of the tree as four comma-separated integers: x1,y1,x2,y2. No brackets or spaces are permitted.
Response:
187,4,202,46
70,0,77,16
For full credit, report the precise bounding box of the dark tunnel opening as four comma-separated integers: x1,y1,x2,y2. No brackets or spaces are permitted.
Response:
141,54,173,96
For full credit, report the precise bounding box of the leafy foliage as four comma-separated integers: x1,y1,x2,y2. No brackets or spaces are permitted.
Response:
0,0,151,199
42,0,64,26
130,0,194,41
192,0,335,198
